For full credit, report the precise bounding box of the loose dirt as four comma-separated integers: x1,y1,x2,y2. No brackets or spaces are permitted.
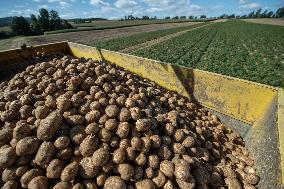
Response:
0,22,201,51
243,18,284,26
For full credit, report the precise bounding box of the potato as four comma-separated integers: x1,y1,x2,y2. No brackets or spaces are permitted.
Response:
119,108,131,122
85,123,100,135
136,119,151,132
152,170,166,188
92,148,110,166
0,145,16,167
2,180,18,189
224,178,242,189
16,137,40,156
105,105,119,118
79,157,100,179
105,119,118,130
52,182,72,189
79,135,99,157
16,166,30,177
72,183,84,189
61,162,79,182
174,160,192,181
135,179,155,189
0,127,13,146
157,145,172,160
13,123,31,140
117,164,134,180
104,176,126,189
34,141,56,168
20,168,44,188
66,115,85,125
99,128,112,142
113,148,126,164
163,180,175,189
2,166,18,182
69,126,86,145
147,154,159,169
34,105,50,119
160,160,175,178
46,159,65,178
56,147,73,160
37,112,63,141
135,153,147,166
116,122,129,138
82,180,98,189
28,176,48,189
54,136,70,149
96,172,108,186
176,179,195,189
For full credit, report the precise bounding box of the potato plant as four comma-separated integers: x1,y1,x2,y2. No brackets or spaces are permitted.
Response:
0,54,259,188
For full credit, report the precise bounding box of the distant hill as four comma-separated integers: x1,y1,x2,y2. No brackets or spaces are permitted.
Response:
0,16,31,27
67,18,108,22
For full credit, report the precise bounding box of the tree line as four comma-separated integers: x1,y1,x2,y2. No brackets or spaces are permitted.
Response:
0,8,72,38
219,7,284,19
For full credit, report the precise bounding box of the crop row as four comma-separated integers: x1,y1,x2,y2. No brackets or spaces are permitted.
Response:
92,23,208,51
133,20,284,88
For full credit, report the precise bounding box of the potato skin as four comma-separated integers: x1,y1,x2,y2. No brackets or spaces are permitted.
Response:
37,112,63,141
16,137,40,156
46,159,65,178
52,182,72,189
135,179,155,189
28,176,49,189
20,168,44,188
79,157,100,179
2,180,18,189
103,176,126,189
92,148,110,166
61,162,79,182
34,141,56,168
79,135,99,157
0,145,16,167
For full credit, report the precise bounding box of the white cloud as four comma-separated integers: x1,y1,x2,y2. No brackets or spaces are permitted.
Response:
8,9,37,17
239,0,247,4
239,2,261,10
146,7,163,13
32,0,42,2
90,0,110,6
114,0,138,8
47,0,61,2
59,1,71,8
38,4,49,9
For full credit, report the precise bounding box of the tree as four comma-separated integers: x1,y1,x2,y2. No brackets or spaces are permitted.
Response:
11,16,31,35
267,11,274,18
275,7,284,18
49,10,61,30
165,16,170,19
200,15,206,19
255,8,262,18
38,8,50,31
189,16,194,19
30,14,41,34
248,11,255,18
180,16,186,19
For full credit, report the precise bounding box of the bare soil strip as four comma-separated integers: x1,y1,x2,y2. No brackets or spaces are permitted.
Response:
0,22,201,51
119,23,213,54
243,19,284,26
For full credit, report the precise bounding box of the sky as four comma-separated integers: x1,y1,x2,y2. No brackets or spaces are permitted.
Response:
0,0,283,19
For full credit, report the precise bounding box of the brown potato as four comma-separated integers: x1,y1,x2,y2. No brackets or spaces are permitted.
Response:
20,168,44,188
79,157,100,179
92,148,110,166
16,137,40,156
34,141,56,168
0,145,16,167
135,179,155,189
61,162,79,182
28,176,48,189
79,135,99,157
46,159,65,179
104,176,126,189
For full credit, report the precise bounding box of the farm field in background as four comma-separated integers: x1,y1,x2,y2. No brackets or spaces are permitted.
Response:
130,20,284,87
92,22,208,51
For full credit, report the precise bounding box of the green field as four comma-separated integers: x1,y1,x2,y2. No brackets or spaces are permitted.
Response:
130,20,284,87
92,23,207,51
88,20,284,87
0,26,11,32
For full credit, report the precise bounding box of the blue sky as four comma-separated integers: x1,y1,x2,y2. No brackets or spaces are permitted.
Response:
0,0,283,19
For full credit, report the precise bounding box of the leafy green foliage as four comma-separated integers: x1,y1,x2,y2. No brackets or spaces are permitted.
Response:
11,16,31,36
92,23,208,51
133,20,284,88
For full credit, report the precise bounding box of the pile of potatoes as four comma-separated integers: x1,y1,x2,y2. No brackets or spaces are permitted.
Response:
0,54,259,189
